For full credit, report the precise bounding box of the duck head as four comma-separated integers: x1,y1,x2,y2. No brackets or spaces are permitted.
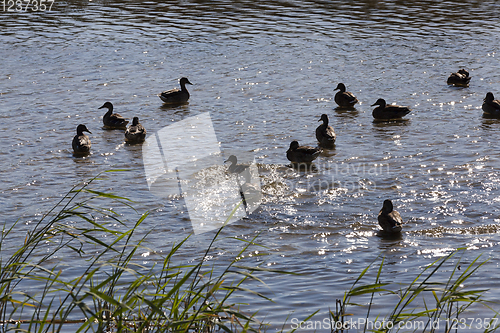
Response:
334,83,346,92
371,98,387,108
382,199,394,212
485,92,495,102
180,77,193,86
318,114,329,124
289,141,300,150
98,101,113,111
224,155,237,165
132,117,140,126
76,124,91,135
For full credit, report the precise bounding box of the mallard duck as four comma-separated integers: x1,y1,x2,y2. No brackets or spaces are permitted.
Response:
72,124,91,156
99,102,129,129
125,117,147,144
447,69,471,86
334,83,358,108
482,92,500,117
316,114,336,148
371,98,411,120
286,141,322,164
158,77,192,104
378,199,403,234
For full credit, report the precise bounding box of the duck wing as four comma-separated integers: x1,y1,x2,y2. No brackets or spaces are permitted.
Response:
447,72,471,85
335,91,358,107
159,88,189,104
489,99,500,109
378,210,403,233
482,99,500,115
160,87,180,97
316,124,336,147
72,134,91,153
125,124,146,142
287,146,319,163
374,105,411,119
107,113,129,128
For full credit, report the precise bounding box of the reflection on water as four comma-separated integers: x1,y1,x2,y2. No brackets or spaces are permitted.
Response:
2,0,500,330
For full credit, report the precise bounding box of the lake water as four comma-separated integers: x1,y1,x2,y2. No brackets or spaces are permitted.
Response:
2,0,500,331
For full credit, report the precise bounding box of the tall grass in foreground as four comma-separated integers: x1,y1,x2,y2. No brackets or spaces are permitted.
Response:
328,252,500,333
0,171,287,333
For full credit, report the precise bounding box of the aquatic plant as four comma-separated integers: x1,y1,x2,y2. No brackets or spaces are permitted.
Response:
0,170,285,333
328,251,500,333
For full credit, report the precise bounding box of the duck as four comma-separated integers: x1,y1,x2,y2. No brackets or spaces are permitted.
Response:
158,77,193,104
482,92,500,117
72,124,91,156
315,114,336,148
225,155,250,175
447,69,471,86
224,155,253,212
371,98,411,120
286,141,322,164
99,102,129,129
334,83,358,108
377,199,403,234
125,117,147,144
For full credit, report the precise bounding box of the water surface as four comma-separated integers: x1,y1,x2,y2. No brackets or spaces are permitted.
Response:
2,0,500,330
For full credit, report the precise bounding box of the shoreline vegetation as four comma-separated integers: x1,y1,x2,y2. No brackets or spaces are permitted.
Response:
1,171,498,332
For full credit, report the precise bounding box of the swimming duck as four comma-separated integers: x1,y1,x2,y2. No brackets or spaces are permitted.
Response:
125,117,147,144
99,102,129,129
316,114,336,148
224,155,253,212
378,199,403,234
334,83,359,108
371,98,411,120
72,124,91,156
482,92,500,117
225,155,250,175
447,69,471,86
158,77,193,104
286,141,322,164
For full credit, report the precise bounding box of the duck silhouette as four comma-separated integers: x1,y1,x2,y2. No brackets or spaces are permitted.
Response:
371,98,411,120
334,83,358,108
482,92,500,117
99,102,129,129
158,77,192,105
315,114,336,148
225,155,251,175
125,117,147,144
447,69,471,86
377,199,403,234
286,141,322,164
224,155,254,213
72,124,91,156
